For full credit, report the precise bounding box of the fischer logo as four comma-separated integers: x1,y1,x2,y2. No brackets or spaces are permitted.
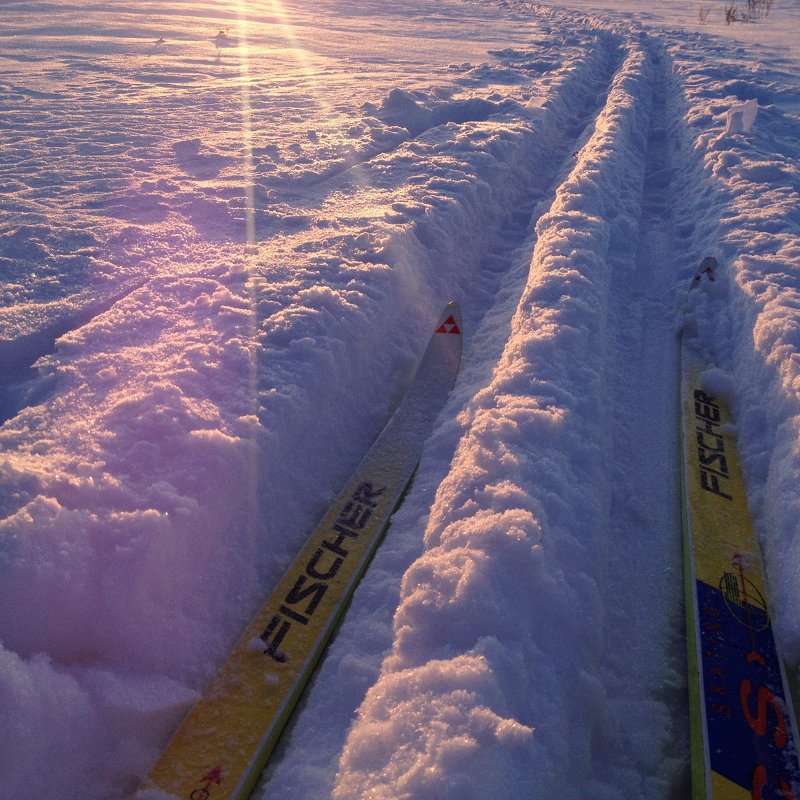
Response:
693,389,733,501
189,766,222,799
436,315,460,334
258,482,386,662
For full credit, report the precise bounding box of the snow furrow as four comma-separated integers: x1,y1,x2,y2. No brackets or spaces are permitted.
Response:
330,38,671,800
595,40,689,795
663,22,800,675
257,24,631,799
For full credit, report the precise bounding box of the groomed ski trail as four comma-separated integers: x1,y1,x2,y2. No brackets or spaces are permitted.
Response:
264,19,696,800
258,20,629,797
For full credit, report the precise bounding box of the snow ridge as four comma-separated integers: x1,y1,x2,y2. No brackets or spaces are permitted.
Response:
332,36,678,800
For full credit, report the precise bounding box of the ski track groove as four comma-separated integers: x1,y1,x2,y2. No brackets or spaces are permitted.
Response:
259,22,630,799
256,19,713,800
598,37,690,797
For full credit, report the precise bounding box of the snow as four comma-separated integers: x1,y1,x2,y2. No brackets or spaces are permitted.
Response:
0,0,799,798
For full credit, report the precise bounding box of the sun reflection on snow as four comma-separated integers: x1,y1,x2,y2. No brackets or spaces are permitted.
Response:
231,3,256,248
226,0,379,410
229,0,374,239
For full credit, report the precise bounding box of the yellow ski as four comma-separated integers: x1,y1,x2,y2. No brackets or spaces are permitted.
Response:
681,261,800,799
140,302,463,800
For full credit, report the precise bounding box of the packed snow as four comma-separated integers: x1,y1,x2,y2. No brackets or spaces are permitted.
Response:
1,0,799,798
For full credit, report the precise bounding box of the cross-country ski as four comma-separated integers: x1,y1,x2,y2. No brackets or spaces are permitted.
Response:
681,261,800,799
141,303,462,799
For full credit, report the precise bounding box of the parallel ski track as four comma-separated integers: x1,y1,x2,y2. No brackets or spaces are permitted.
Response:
315,16,708,799
600,39,690,796
8,4,779,799
259,19,638,799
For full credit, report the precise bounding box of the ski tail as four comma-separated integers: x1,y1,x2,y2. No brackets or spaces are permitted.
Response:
140,302,462,800
680,260,800,799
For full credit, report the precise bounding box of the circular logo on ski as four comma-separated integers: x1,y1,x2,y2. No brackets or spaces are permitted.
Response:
719,570,769,632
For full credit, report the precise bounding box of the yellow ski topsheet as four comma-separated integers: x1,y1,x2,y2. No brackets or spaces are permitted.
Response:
141,303,462,800
681,346,800,800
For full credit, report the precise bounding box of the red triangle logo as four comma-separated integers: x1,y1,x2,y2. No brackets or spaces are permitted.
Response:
436,316,460,335
693,256,717,283
201,766,223,788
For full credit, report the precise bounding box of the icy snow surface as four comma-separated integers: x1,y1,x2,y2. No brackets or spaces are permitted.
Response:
1,0,799,798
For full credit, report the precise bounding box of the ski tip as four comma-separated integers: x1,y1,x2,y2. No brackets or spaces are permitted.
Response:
691,256,718,286
435,301,462,336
